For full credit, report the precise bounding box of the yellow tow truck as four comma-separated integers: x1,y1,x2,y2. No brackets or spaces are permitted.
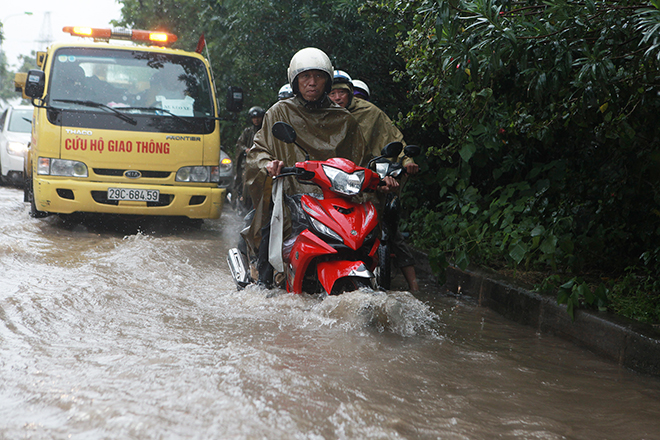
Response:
15,26,242,219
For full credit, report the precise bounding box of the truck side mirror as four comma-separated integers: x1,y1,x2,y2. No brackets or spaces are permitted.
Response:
24,70,46,99
226,86,243,112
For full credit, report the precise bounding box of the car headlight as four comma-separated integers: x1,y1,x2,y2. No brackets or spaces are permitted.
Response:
37,157,88,177
322,165,364,196
219,155,232,176
176,166,219,183
7,141,28,156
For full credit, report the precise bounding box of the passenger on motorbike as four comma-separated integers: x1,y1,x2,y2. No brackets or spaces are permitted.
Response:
329,70,420,292
244,48,369,287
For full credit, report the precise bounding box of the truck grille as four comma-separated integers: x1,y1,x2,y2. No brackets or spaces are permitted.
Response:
93,168,171,178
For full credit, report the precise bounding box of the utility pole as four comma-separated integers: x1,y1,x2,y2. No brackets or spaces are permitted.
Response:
36,12,53,52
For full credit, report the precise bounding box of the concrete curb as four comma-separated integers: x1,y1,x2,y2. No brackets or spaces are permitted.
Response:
413,250,660,377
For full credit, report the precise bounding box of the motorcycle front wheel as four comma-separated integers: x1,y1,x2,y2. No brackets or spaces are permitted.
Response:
330,277,371,295
377,243,391,290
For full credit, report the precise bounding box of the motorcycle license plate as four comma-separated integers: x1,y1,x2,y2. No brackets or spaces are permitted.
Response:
107,188,160,202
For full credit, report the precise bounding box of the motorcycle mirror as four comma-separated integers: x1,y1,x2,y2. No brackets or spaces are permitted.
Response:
381,141,403,158
272,122,297,144
403,144,421,158
272,121,310,160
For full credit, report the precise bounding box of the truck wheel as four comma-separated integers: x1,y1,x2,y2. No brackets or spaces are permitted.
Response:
28,177,48,218
377,243,391,290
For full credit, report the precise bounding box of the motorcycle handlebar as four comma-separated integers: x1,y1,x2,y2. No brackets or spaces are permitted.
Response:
276,167,315,181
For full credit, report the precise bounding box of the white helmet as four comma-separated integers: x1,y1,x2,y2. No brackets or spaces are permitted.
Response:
287,47,334,95
332,70,353,92
352,79,370,101
278,83,294,100
333,70,352,84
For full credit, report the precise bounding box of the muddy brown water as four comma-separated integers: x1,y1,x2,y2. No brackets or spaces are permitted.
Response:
0,186,658,439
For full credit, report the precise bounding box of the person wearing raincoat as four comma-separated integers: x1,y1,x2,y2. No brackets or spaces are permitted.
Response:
244,47,370,287
232,106,265,213
329,70,420,292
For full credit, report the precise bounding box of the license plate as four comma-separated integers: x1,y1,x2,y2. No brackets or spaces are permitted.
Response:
107,188,160,202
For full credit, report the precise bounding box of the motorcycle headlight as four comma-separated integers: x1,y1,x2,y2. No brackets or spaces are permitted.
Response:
176,166,218,183
37,157,88,177
322,165,364,196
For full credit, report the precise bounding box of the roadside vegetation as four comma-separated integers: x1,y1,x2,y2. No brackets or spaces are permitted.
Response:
387,0,660,325
2,0,657,324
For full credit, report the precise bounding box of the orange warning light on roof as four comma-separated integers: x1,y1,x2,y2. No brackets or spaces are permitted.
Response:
63,26,177,46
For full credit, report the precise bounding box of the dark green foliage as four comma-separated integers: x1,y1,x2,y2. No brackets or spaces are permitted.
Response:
607,271,660,324
539,276,609,321
390,1,660,316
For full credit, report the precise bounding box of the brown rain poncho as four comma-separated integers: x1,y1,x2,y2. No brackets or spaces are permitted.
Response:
244,95,366,251
347,97,413,168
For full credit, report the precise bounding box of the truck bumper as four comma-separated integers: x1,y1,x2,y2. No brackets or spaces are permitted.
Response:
33,178,225,219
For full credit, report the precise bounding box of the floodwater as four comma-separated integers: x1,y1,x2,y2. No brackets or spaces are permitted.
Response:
0,185,659,440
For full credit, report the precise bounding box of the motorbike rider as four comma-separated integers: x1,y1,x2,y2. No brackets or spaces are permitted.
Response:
245,48,396,288
329,70,420,292
232,106,265,212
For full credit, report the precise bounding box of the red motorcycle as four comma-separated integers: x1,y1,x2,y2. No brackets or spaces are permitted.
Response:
227,122,417,295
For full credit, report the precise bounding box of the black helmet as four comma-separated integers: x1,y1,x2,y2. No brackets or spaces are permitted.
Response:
248,106,265,119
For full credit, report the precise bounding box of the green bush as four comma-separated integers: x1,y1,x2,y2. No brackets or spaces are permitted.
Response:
392,0,660,320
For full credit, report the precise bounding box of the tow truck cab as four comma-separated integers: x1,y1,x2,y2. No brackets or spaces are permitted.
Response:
15,26,242,219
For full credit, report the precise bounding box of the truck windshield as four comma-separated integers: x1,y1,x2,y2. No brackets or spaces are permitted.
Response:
48,47,214,119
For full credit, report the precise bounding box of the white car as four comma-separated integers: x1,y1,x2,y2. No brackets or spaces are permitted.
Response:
0,105,32,185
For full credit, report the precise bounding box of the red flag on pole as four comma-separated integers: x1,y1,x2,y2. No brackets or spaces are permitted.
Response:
195,33,206,54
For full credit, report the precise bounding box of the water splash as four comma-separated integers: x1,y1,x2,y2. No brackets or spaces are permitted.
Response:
222,286,442,338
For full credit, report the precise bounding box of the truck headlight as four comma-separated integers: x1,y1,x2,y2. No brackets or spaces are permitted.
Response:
176,166,219,183
37,157,88,177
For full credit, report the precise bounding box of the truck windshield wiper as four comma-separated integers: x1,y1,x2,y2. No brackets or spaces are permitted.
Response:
117,106,193,125
53,99,138,126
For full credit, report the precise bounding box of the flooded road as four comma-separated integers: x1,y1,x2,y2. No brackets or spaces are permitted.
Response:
0,185,659,439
